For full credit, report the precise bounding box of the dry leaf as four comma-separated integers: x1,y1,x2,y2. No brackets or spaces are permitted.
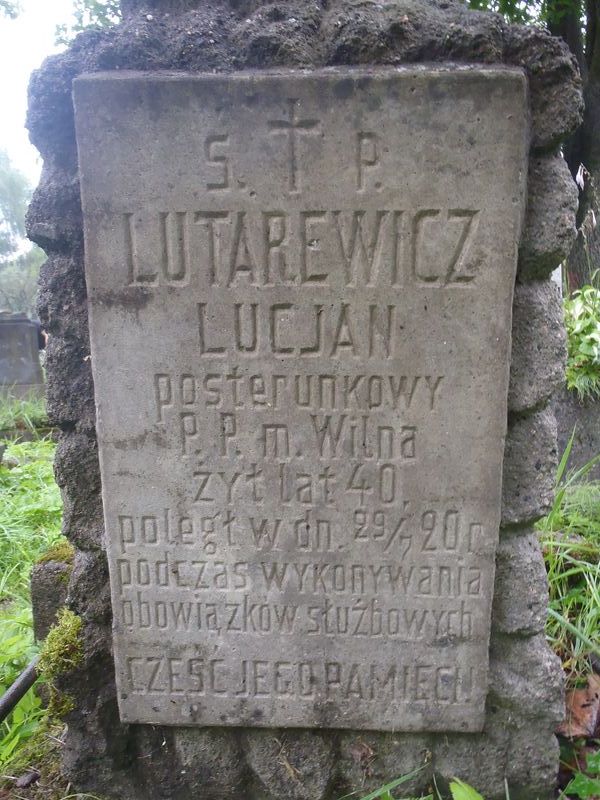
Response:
348,740,376,776
14,770,40,789
558,674,600,738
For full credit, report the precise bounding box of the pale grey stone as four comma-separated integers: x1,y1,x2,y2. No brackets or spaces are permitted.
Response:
518,152,578,280
508,279,566,414
433,705,559,800
505,726,560,800
492,530,548,636
502,407,558,526
432,706,510,800
73,68,528,732
489,633,564,725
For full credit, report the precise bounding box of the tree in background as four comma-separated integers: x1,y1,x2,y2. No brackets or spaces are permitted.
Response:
0,151,44,318
547,0,600,289
469,0,600,288
55,0,120,45
0,150,28,260
0,1,19,19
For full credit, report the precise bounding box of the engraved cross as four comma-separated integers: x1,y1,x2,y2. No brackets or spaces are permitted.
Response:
269,99,320,193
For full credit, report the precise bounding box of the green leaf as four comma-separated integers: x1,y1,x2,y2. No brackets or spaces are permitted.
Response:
564,772,600,799
586,751,600,774
449,778,485,800
354,768,424,800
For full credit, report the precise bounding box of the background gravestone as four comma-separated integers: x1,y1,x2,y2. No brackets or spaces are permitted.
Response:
553,387,600,479
0,312,44,398
26,1,581,798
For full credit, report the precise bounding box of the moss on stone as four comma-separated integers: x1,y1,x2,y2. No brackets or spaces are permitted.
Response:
38,608,83,719
36,538,75,565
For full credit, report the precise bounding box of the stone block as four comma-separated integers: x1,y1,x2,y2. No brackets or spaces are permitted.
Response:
337,732,432,797
232,2,322,67
31,558,71,641
432,712,509,800
67,550,112,624
26,163,83,253
243,729,336,800
489,633,564,725
74,67,527,733
42,334,96,432
505,724,559,800
174,729,246,798
492,530,548,636
504,24,583,151
518,153,578,281
54,432,104,551
502,407,558,526
433,704,559,800
508,279,566,413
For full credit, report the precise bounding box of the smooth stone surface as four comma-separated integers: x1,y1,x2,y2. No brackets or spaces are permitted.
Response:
0,313,44,397
73,67,528,732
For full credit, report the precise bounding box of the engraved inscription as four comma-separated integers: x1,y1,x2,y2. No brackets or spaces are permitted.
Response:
74,68,528,732
269,99,321,193
123,208,480,289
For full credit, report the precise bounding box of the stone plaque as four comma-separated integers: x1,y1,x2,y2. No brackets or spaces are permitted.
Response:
73,68,528,732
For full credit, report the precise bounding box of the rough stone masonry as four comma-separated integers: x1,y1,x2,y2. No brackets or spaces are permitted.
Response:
26,1,582,798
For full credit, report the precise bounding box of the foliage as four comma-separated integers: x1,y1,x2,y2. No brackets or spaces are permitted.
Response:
564,277,600,400
448,780,485,800
351,771,423,800
55,0,121,45
0,424,65,780
0,391,48,432
0,243,45,317
0,149,43,316
537,438,600,684
0,604,44,770
467,0,534,25
0,0,19,20
0,421,62,742
0,437,62,605
0,149,30,261
564,750,600,799
37,608,83,718
466,0,585,29
37,539,75,565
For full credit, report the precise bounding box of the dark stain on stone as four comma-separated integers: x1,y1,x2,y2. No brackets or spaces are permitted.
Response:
94,286,153,313
111,430,167,450
333,78,354,99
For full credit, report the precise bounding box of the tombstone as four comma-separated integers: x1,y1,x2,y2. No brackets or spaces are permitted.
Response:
27,1,582,798
0,312,44,398
554,387,600,479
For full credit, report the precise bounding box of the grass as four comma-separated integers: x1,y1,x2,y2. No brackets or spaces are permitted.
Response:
537,439,600,685
0,391,48,433
0,435,63,776
0,394,64,788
